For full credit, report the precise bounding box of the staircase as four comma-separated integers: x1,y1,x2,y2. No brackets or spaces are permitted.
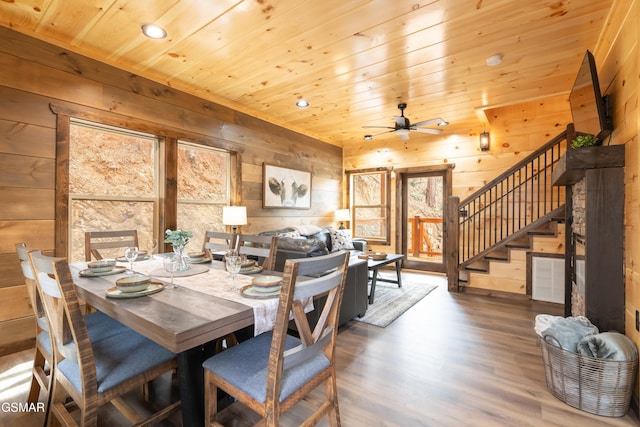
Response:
448,125,580,291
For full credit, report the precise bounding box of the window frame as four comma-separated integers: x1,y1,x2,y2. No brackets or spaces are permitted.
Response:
347,168,391,245
52,103,238,259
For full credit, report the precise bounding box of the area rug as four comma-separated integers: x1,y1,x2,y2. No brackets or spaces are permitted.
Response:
355,276,437,327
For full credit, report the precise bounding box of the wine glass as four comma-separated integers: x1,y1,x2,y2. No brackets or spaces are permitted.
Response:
163,256,179,288
147,239,158,256
225,255,242,282
123,246,139,274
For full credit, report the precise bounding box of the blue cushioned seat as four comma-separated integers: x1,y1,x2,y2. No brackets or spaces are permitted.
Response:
203,331,330,403
57,327,176,394
37,311,132,361
84,310,130,342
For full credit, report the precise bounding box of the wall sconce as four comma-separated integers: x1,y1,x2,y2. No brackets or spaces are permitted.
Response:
334,209,351,230
222,206,247,234
479,131,490,151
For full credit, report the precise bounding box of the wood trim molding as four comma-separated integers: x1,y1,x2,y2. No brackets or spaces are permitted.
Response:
55,113,70,258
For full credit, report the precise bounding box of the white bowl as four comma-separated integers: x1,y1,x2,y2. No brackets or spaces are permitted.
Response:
116,275,151,293
251,275,282,292
87,259,116,273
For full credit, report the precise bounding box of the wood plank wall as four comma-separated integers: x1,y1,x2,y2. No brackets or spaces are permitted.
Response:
0,27,343,355
597,0,639,398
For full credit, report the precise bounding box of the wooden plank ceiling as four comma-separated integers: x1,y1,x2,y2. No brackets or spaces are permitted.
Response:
0,0,611,147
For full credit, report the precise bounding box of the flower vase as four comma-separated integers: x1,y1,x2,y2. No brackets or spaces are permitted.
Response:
172,245,191,272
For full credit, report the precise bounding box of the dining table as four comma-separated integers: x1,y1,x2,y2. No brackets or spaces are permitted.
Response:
70,255,291,427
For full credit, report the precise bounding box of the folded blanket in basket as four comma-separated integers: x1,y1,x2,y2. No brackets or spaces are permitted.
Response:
535,314,599,352
577,331,638,361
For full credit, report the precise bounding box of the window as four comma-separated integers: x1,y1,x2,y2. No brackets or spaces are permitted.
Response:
176,141,230,252
68,121,233,261
348,170,390,244
69,120,158,262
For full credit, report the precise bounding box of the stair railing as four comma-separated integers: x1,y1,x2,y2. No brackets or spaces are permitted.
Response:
454,125,575,273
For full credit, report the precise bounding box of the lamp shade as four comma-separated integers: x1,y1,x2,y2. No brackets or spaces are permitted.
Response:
334,209,351,222
222,206,247,226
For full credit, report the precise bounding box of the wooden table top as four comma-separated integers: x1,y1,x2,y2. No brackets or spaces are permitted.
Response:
70,262,254,353
365,253,405,268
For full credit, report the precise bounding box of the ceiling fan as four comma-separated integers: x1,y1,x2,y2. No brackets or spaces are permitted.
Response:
362,103,448,141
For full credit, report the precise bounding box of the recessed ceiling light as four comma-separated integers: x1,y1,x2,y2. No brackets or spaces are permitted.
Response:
141,24,167,39
296,99,309,108
363,135,373,140
437,120,449,127
486,54,503,66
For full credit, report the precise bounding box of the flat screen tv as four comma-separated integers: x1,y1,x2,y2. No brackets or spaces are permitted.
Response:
569,50,613,142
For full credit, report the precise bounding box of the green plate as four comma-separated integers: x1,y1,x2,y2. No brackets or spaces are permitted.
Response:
79,266,127,277
106,282,165,299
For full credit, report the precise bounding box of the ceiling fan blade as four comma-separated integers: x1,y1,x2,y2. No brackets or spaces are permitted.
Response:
412,117,445,127
412,127,443,134
362,125,395,129
367,129,396,138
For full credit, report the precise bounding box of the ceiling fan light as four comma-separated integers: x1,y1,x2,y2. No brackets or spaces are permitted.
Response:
395,128,410,135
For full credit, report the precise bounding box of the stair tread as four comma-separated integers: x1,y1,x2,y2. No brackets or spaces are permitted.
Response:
485,249,509,261
465,261,488,272
505,237,530,248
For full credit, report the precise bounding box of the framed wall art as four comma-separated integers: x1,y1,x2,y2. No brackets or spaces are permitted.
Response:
263,163,311,209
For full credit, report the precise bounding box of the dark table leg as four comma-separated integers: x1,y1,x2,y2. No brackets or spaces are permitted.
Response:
395,260,403,288
368,266,379,304
177,341,217,427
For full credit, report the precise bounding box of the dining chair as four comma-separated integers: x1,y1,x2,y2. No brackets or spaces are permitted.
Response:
84,229,139,261
202,250,350,427
202,231,238,259
28,250,181,427
17,245,135,426
16,243,53,425
237,234,278,271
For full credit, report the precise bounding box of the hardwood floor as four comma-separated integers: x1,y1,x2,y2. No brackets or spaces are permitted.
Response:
1,271,638,426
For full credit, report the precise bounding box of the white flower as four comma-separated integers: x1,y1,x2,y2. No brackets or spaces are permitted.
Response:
164,229,193,247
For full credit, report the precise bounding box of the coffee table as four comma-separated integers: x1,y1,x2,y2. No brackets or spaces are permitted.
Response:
366,253,404,304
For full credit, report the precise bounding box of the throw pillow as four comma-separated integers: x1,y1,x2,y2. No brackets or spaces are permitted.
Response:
275,230,302,239
329,228,355,252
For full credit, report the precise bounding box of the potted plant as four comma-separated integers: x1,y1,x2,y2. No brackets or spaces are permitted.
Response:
570,134,599,149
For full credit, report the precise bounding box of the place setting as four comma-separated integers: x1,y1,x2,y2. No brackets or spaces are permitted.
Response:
238,258,263,274
186,251,212,264
79,259,127,277
106,274,165,299
240,275,282,299
78,246,169,298
115,249,150,263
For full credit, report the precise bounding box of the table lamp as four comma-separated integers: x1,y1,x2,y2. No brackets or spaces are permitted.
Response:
334,209,351,230
222,206,247,234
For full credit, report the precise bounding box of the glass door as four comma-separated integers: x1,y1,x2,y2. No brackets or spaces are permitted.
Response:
401,169,450,272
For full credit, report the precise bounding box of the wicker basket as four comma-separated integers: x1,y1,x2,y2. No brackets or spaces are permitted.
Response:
539,335,638,417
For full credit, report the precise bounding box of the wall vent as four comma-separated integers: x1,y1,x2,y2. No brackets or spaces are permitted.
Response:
532,256,565,304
